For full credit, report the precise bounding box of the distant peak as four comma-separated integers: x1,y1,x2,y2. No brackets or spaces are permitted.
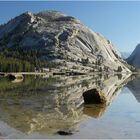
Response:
136,43,140,49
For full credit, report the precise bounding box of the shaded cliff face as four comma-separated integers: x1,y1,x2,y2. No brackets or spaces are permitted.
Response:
126,44,140,68
0,11,130,72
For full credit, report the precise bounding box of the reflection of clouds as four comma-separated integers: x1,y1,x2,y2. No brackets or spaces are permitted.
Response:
0,73,131,135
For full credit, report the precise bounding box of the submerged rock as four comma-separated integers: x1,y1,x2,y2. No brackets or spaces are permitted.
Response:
57,130,73,136
7,74,24,82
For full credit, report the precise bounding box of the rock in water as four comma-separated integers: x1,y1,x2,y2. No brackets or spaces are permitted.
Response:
0,11,130,73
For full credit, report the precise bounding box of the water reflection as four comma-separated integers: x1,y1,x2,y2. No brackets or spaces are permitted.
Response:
83,104,106,118
126,76,140,103
0,73,132,136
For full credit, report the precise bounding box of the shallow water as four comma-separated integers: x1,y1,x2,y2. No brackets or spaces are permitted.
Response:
0,74,140,139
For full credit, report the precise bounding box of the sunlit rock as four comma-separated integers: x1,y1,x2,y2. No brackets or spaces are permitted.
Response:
0,11,130,73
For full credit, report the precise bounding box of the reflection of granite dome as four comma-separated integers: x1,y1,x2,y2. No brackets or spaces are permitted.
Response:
83,104,106,118
0,74,131,135
0,93,85,135
82,75,130,106
126,77,140,102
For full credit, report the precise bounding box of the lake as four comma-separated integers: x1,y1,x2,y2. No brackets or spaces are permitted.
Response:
0,74,140,139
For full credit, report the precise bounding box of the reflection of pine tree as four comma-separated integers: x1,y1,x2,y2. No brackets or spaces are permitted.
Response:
117,74,122,80
117,66,122,72
99,67,102,72
81,58,89,65
104,66,109,72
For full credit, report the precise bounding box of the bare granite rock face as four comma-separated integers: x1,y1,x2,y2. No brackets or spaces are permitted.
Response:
0,10,130,72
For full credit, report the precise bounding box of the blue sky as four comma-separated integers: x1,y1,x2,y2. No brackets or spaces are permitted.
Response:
0,1,140,52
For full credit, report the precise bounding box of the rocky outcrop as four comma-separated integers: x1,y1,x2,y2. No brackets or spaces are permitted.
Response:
0,11,130,73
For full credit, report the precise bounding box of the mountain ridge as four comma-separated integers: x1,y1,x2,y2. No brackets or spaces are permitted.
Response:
126,44,140,68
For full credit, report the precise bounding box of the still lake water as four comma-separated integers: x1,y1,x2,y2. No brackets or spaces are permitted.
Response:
0,74,140,139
